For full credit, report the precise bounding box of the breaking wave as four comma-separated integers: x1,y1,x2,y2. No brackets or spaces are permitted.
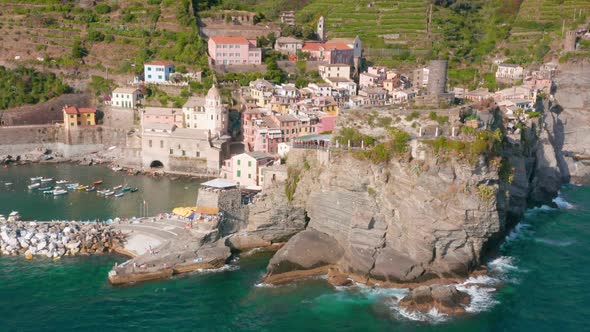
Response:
553,194,574,209
534,237,576,247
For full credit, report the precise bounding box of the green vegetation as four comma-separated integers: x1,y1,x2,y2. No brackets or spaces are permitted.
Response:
406,111,420,121
285,167,301,202
335,127,411,164
476,184,496,202
88,75,114,97
334,127,376,147
0,66,72,109
428,112,449,125
424,128,503,164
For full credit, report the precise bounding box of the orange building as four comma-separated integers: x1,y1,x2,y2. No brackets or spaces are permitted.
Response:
63,105,97,128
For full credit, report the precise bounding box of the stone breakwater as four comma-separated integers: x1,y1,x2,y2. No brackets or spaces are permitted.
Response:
0,221,126,259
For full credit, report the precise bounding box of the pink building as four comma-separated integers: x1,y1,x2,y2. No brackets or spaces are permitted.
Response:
302,42,354,65
208,36,262,65
142,107,183,128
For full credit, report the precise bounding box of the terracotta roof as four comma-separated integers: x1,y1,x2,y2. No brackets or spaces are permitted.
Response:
324,43,353,50
209,36,249,44
303,42,352,51
63,106,96,114
146,61,174,66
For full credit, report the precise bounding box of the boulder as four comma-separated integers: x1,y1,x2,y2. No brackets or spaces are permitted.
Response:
399,284,470,315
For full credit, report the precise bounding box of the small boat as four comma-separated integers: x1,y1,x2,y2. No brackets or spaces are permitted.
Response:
30,177,43,182
56,180,69,184
0,215,5,222
40,177,53,183
28,183,41,189
113,185,123,190
96,189,108,195
104,191,115,196
4,182,13,186
85,186,96,192
38,186,53,191
66,183,79,190
53,189,68,196
112,166,123,172
43,190,53,195
76,185,89,190
93,180,103,185
121,186,132,193
114,192,125,198
130,188,139,193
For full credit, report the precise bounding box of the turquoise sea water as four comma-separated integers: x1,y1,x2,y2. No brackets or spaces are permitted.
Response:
0,165,589,331
0,164,203,220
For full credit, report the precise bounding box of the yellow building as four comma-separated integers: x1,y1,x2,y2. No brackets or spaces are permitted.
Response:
63,105,97,128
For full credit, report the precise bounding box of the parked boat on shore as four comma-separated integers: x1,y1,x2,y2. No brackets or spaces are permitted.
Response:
7,211,20,221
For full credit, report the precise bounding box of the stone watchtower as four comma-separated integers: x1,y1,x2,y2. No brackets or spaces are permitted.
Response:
564,31,577,52
317,16,325,41
427,60,448,96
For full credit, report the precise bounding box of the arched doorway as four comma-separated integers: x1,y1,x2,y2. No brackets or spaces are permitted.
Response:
150,160,164,168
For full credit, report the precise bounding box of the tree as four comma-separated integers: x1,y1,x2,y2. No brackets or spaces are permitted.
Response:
71,40,87,58
87,30,105,42
94,4,111,14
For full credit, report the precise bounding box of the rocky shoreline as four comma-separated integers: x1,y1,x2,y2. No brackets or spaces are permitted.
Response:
0,221,126,259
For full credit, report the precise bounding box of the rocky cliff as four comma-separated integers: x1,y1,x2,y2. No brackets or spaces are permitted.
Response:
263,147,512,285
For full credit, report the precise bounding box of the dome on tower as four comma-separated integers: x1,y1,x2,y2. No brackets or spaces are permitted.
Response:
206,84,221,100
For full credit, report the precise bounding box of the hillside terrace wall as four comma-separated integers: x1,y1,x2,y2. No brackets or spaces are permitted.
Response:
0,94,91,126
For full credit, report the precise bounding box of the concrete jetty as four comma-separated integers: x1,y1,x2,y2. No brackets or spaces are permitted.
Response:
107,217,231,285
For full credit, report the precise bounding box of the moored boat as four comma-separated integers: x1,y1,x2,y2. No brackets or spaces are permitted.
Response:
38,186,53,191
43,190,53,195
56,180,69,184
5,182,13,186
40,177,53,183
113,185,123,190
93,180,103,185
115,192,124,198
130,188,139,193
53,189,68,196
104,191,115,196
28,183,41,189
85,186,96,192
30,177,43,182
66,183,79,190
76,185,89,190
121,186,132,193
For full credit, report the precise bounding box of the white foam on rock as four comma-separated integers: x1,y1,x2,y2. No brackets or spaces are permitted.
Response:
552,194,574,209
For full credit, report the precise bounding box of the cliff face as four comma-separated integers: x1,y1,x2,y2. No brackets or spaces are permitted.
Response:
265,149,510,284
254,62,590,286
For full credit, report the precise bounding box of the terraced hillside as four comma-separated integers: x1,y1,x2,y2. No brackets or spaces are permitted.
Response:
507,0,589,50
0,0,204,83
298,0,430,49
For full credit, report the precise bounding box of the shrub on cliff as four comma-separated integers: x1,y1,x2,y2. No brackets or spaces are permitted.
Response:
0,66,72,109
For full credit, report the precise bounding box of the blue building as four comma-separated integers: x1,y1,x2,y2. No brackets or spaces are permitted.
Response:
144,61,174,83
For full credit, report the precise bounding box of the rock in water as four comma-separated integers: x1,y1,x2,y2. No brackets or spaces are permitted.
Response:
399,284,470,315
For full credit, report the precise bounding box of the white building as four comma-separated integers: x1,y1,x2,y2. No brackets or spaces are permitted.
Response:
182,85,229,137
111,87,141,109
225,152,275,188
318,64,351,80
274,36,304,55
412,67,429,89
496,63,524,80
144,61,175,83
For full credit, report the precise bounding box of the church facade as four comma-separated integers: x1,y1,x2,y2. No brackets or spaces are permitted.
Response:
140,85,231,175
